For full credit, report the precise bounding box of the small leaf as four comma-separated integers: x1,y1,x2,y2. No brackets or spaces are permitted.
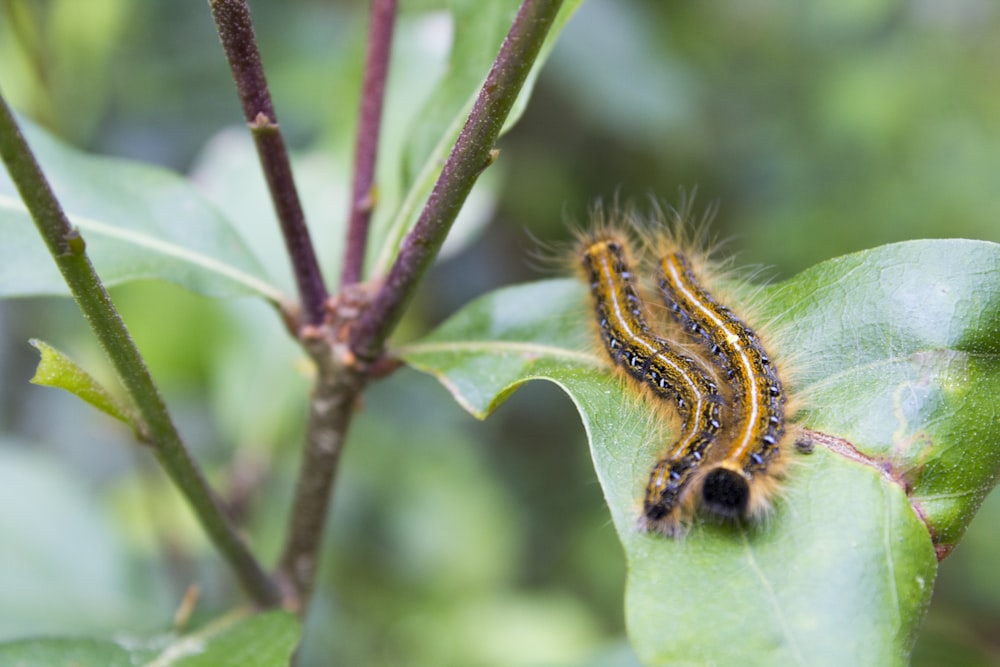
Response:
0,118,285,303
0,610,300,667
29,339,137,431
400,240,1000,665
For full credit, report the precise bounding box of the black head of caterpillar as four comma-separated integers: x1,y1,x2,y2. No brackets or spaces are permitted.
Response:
656,250,789,520
577,231,724,534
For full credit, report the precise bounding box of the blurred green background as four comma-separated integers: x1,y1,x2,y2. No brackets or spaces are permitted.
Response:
2,0,1000,665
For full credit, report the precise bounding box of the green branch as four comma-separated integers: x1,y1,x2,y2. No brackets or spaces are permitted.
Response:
0,92,280,608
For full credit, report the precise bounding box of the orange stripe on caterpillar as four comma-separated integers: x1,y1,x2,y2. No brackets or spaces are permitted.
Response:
657,251,787,519
578,233,723,534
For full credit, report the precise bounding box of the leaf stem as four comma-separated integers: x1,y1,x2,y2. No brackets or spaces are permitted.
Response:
349,0,565,361
341,0,398,287
0,92,281,607
208,0,328,325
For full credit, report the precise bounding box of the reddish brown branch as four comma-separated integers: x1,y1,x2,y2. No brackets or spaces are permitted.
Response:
209,0,328,325
341,0,398,287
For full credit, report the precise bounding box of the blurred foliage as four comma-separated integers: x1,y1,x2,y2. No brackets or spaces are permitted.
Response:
2,0,1000,665
505,0,1000,277
0,609,301,666
0,0,130,142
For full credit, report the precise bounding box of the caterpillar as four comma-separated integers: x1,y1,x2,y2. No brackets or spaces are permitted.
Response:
656,250,787,520
578,230,724,534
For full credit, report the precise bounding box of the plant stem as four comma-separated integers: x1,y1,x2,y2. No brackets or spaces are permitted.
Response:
0,93,281,608
272,0,565,609
349,0,565,362
208,0,328,325
261,0,567,611
276,330,367,611
341,0,397,287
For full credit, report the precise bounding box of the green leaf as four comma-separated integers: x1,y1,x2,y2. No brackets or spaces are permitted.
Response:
0,637,159,667
0,610,300,667
400,239,1000,665
169,610,300,667
0,119,285,303
29,339,137,430
369,0,585,275
776,241,1000,552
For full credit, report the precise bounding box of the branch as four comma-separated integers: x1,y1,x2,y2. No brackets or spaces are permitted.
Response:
209,0,328,325
0,93,281,608
275,0,564,611
275,328,367,611
349,0,565,361
341,0,398,287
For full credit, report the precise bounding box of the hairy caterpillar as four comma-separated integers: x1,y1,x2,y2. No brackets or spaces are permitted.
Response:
656,249,788,520
577,230,724,534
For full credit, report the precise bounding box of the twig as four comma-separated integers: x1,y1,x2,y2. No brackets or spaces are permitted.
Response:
209,0,328,325
341,0,398,287
0,92,281,607
349,0,565,362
